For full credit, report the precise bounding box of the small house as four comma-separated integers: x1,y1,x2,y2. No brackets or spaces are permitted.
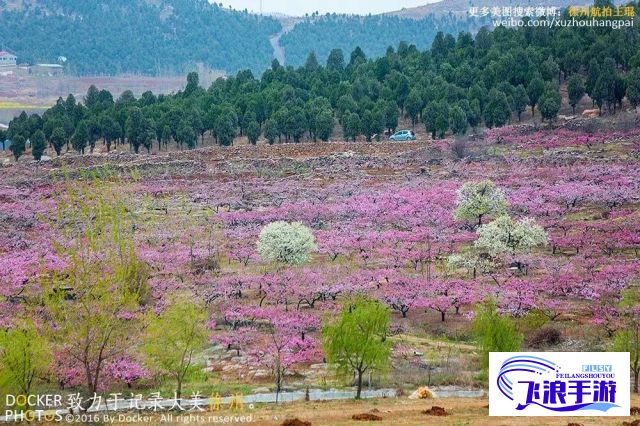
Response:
0,51,17,67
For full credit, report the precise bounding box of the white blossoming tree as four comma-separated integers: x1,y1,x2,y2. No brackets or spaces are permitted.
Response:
474,215,548,258
454,180,508,226
447,253,496,279
257,221,317,266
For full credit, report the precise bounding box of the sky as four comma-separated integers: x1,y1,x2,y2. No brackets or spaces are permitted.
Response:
215,0,437,16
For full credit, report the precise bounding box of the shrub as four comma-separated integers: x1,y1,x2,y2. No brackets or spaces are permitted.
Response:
519,309,549,331
473,300,523,370
451,137,468,160
528,326,562,348
191,256,220,275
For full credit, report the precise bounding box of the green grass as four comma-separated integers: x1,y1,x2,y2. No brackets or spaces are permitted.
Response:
0,101,48,109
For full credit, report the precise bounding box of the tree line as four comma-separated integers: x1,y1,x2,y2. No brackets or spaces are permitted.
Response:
5,1,640,161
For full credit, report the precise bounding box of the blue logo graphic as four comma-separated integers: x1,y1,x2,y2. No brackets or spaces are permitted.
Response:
497,355,620,413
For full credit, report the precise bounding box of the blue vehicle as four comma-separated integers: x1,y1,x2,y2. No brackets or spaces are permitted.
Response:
389,130,416,141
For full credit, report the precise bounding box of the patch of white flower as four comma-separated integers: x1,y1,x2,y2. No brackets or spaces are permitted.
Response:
447,252,496,275
447,253,468,268
257,221,317,265
454,180,508,225
474,215,548,257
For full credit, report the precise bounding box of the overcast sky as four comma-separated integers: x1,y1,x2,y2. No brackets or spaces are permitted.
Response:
216,0,436,16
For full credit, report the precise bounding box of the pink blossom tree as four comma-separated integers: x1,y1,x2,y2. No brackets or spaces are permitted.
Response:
246,309,321,401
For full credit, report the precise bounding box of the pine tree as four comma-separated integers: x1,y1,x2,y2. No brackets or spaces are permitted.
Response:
567,75,586,114
31,130,46,160
539,83,562,122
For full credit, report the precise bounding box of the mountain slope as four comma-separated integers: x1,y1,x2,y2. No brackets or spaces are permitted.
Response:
0,0,281,75
386,0,610,17
279,13,490,67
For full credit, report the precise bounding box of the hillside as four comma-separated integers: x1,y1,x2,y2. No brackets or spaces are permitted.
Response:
0,0,492,76
386,0,618,17
0,0,281,75
279,13,490,67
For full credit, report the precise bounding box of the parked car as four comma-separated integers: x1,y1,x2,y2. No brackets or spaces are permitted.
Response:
389,130,416,141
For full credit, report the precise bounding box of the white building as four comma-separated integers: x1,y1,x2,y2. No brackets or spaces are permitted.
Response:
0,51,17,67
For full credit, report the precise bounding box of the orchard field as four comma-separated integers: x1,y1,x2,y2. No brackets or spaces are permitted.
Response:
1,115,640,417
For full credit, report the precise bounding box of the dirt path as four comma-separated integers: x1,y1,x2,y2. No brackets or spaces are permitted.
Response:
269,31,286,65
269,18,300,65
